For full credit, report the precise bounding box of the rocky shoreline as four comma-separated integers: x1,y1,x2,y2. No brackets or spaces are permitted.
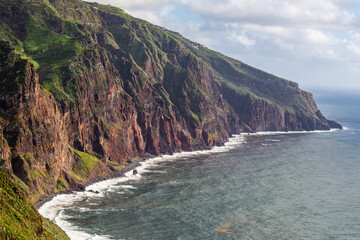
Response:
34,156,152,209
35,127,342,210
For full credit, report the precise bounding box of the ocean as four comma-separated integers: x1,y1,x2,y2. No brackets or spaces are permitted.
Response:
39,90,360,240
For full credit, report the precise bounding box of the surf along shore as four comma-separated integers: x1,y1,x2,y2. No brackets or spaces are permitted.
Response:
36,129,340,210
36,129,340,239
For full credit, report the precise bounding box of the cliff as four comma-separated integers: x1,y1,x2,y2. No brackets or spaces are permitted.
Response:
0,0,341,208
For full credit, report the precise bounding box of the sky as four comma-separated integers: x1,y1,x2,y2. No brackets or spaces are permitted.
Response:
87,0,360,91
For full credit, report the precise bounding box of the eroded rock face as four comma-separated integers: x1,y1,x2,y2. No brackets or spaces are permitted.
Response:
0,42,74,202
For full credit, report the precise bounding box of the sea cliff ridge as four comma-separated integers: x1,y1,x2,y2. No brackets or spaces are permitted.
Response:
0,0,341,238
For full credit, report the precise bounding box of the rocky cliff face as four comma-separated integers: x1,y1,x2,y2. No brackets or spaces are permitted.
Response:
0,0,341,204
219,84,341,132
0,42,75,202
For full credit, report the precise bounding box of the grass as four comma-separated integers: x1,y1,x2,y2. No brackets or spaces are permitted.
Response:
0,171,70,239
42,217,70,240
72,148,100,179
28,170,48,181
24,17,83,68
0,1,87,108
89,3,128,16
54,175,69,193
188,110,200,123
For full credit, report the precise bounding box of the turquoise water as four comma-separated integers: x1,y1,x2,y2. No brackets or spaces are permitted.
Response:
40,90,360,240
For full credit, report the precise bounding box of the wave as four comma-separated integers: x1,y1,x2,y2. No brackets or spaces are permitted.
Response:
245,128,339,136
265,139,281,142
39,192,114,240
39,134,245,239
54,210,114,240
39,130,337,239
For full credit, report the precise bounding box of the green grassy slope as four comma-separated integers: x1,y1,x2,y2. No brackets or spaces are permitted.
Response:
0,171,70,239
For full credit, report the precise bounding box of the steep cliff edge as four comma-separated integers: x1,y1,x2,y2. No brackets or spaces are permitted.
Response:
0,0,341,207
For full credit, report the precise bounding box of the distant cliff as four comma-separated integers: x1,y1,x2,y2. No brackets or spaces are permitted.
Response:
0,0,341,208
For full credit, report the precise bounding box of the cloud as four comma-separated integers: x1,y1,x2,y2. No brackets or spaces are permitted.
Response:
347,32,360,57
179,0,360,30
159,5,175,17
230,32,255,47
175,0,360,62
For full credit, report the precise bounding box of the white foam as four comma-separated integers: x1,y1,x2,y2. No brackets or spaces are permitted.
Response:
41,132,330,239
39,192,87,221
77,207,91,213
266,139,281,142
86,177,129,193
245,128,339,136
54,211,113,240
120,185,137,190
40,195,114,240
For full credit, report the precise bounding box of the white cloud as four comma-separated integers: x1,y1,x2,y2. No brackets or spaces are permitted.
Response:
180,0,359,30
159,5,175,17
348,42,360,56
302,29,336,45
230,32,255,47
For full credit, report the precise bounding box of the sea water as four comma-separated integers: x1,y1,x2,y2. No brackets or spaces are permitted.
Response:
39,90,360,240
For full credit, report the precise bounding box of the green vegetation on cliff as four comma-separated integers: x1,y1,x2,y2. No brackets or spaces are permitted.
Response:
0,171,70,239
72,148,100,180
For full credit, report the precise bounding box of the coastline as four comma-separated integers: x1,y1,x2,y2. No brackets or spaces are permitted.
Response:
34,156,152,209
37,129,343,239
34,134,237,210
36,134,249,239
36,134,244,206
35,128,341,209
